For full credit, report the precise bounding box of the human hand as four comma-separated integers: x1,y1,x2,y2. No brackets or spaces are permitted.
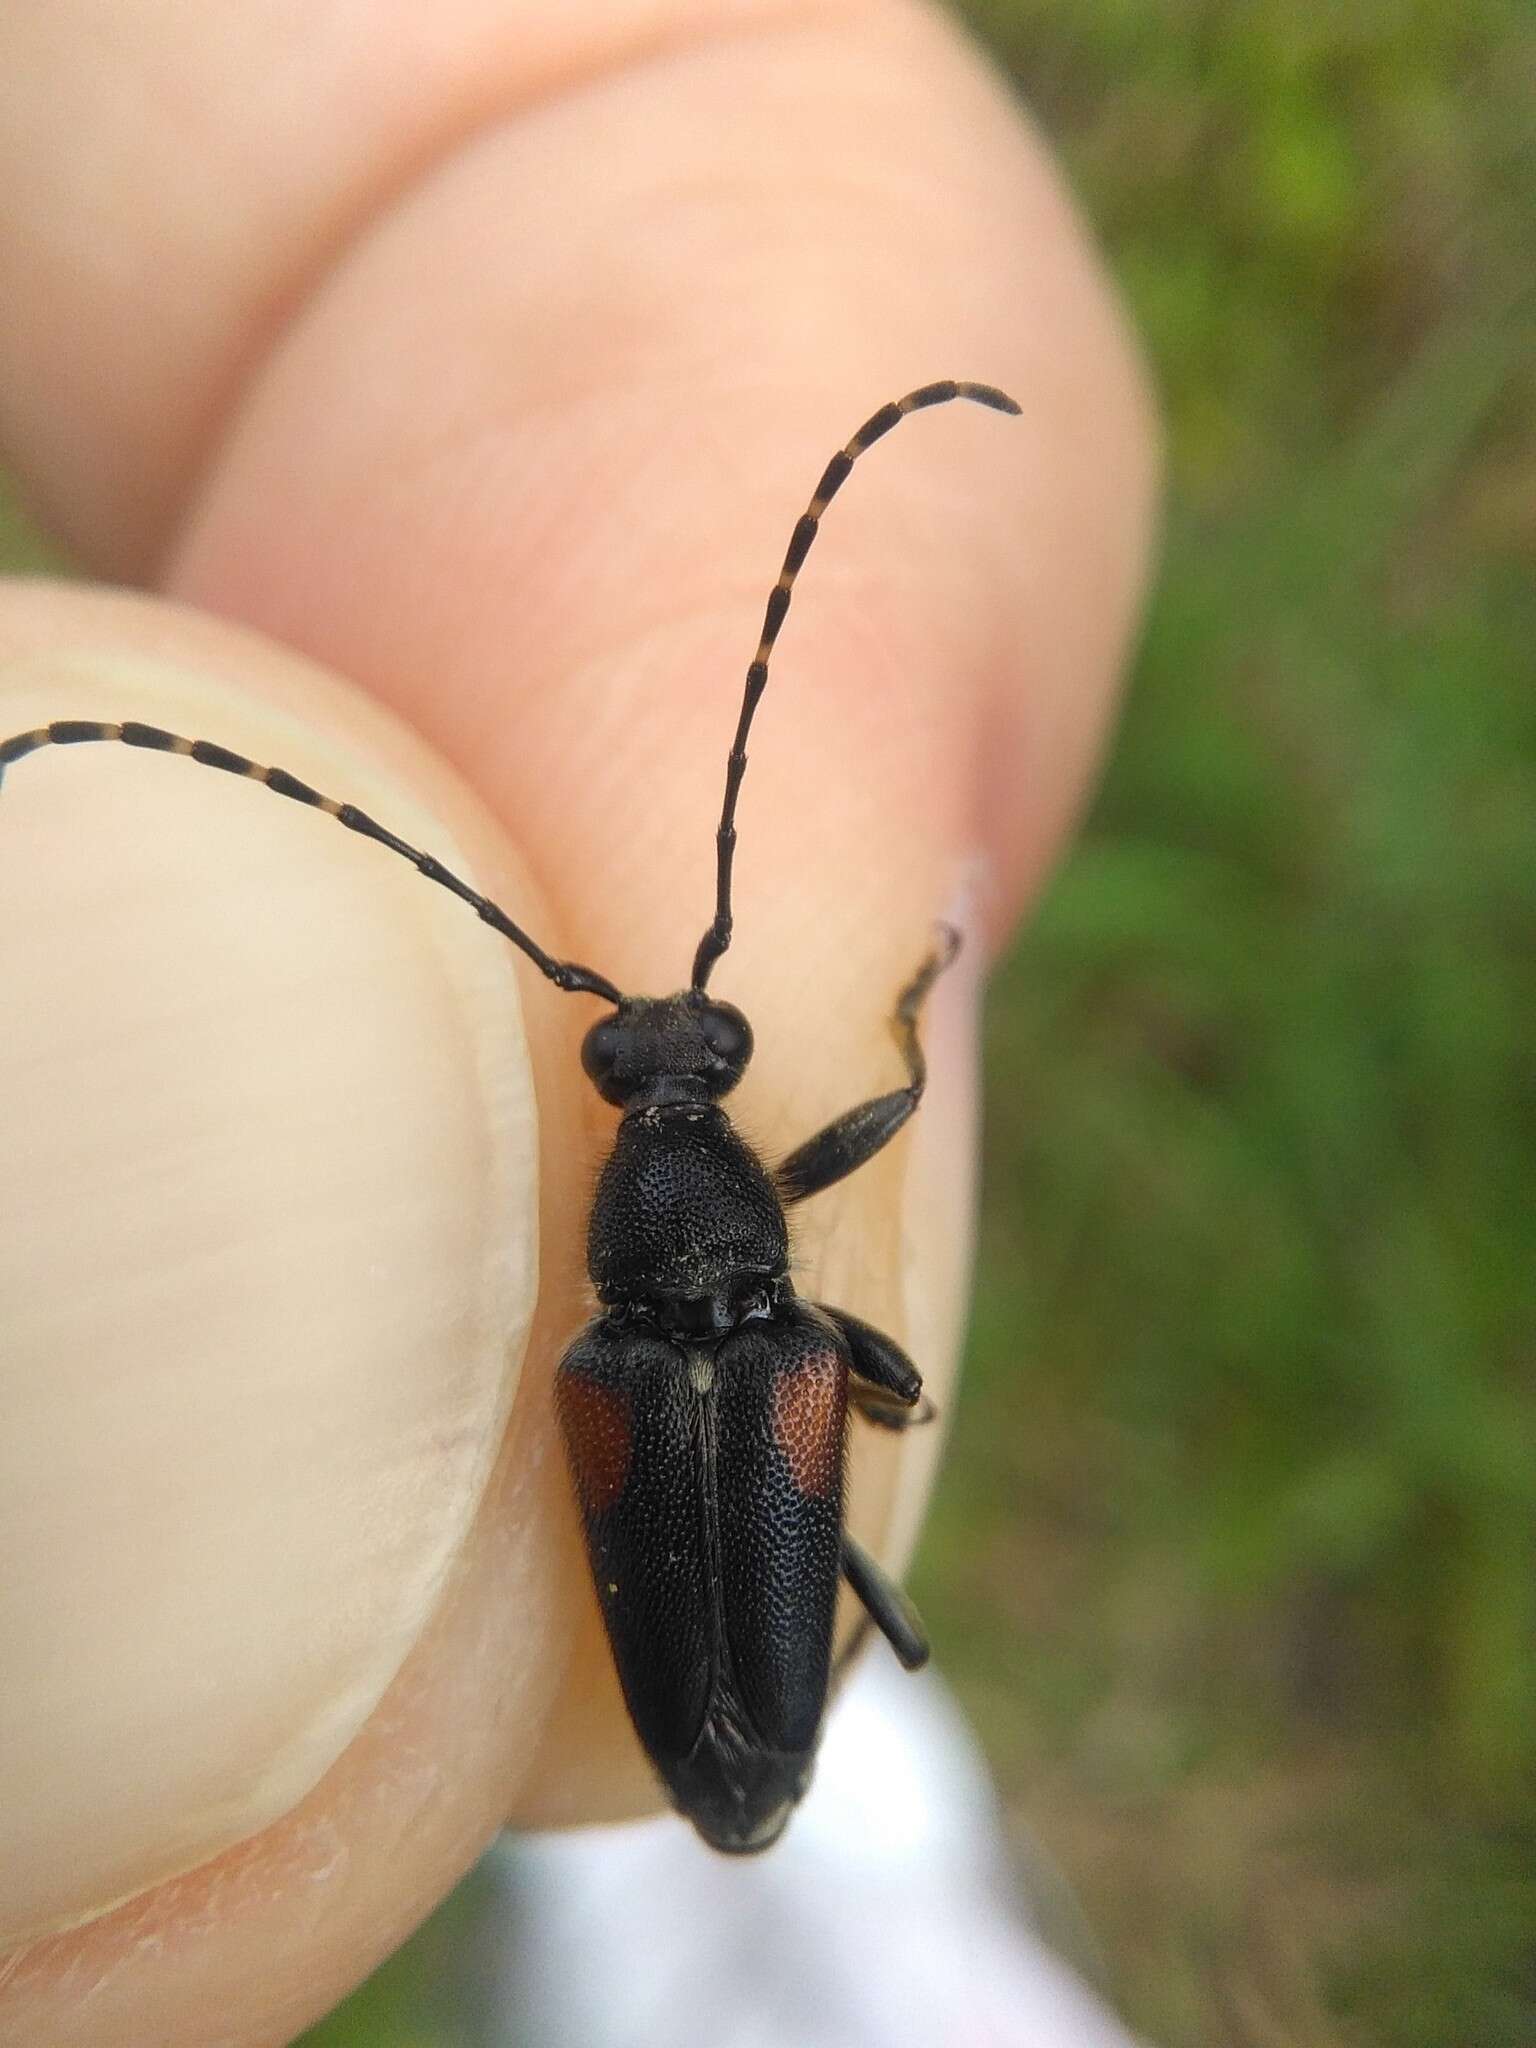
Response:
0,3,1155,2039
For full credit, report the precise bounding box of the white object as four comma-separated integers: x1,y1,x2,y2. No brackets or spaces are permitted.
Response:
480,1656,1143,2048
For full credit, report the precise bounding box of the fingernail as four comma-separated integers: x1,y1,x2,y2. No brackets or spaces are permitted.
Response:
0,645,539,1941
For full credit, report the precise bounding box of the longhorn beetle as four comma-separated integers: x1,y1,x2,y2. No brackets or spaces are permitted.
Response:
1,379,1020,1853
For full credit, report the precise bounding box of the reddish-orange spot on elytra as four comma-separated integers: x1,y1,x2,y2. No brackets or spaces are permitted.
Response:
771,1348,845,1498
559,1375,634,1515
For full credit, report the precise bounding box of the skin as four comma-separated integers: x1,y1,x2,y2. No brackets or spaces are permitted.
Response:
0,1,1156,2040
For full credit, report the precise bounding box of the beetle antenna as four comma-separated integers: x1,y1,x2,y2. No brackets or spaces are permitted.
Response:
0,721,624,1003
689,379,1021,992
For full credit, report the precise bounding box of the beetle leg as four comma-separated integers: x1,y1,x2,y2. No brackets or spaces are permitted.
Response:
775,927,959,1204
819,1305,936,1429
850,1383,937,1431
841,1534,930,1671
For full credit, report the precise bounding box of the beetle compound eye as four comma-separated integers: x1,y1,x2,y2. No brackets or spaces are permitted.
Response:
700,1003,752,1068
581,1015,625,1087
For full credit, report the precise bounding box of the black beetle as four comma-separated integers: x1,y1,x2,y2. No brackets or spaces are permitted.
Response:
0,378,1019,1852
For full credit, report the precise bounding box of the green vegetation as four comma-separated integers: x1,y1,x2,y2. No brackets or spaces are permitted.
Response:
4,4,1528,2043
927,4,1536,2042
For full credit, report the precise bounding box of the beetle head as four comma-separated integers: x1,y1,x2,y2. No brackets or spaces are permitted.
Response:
581,991,753,1109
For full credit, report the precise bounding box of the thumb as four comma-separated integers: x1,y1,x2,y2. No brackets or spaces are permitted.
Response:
0,585,589,1961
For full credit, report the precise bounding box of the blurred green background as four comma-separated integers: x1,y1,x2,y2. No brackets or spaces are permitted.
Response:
6,3,1531,2044
936,4,1535,2041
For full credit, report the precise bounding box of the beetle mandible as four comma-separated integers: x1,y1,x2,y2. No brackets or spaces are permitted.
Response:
0,378,1020,1852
